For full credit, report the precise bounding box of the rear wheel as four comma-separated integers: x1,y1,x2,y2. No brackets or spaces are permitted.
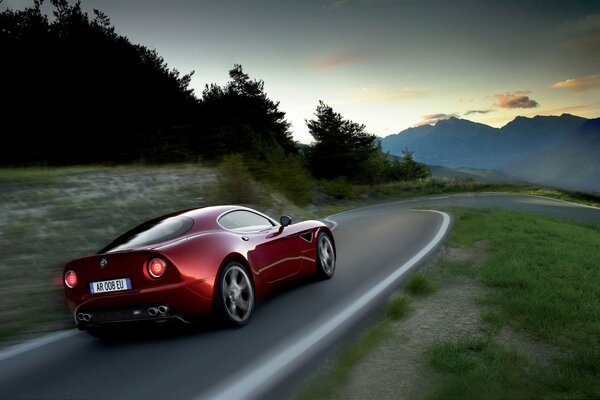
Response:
315,232,335,280
217,261,255,327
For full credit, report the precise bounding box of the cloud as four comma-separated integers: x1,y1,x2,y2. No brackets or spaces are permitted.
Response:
552,74,600,94
495,90,539,109
414,113,458,127
311,52,368,70
464,109,493,116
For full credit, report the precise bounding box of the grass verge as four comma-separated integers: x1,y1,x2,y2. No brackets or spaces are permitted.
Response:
427,337,542,400
428,208,600,399
296,323,393,400
298,208,600,400
297,271,438,399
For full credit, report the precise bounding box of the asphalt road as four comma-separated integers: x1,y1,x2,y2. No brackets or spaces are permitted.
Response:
0,194,598,400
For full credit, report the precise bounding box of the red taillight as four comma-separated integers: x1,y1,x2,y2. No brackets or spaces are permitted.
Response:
65,270,77,288
148,258,166,278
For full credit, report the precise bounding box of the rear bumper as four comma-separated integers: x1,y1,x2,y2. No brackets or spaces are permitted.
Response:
75,304,190,329
70,279,214,328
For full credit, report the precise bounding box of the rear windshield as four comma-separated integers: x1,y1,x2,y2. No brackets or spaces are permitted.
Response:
100,216,194,253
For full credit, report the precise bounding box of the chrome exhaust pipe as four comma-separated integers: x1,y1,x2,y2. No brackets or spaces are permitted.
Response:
77,313,91,322
157,305,169,315
147,307,158,317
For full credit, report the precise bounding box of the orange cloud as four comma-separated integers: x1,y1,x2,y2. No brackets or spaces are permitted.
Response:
413,113,458,127
495,90,539,109
311,52,367,70
552,74,600,94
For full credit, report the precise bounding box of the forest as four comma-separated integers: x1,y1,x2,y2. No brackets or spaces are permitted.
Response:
0,0,429,184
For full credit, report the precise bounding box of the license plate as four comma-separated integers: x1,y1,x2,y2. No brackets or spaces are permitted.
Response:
89,278,132,294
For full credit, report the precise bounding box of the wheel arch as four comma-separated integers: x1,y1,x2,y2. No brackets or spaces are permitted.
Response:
317,226,336,256
216,253,259,297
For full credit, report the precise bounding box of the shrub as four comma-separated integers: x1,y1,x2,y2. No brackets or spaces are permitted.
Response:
404,272,437,295
211,154,264,205
385,295,411,320
320,178,366,200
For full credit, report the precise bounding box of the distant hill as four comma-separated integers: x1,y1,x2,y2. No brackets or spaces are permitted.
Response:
381,114,586,169
429,165,519,184
504,117,600,193
382,117,501,168
381,114,600,193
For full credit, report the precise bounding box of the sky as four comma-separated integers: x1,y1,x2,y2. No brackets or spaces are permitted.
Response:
3,0,600,143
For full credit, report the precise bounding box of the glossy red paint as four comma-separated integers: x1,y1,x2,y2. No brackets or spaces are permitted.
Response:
63,205,335,330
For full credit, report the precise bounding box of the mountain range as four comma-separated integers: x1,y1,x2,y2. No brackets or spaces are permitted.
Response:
381,114,600,193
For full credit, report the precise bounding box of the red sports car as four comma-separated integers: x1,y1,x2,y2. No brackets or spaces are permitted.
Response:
63,206,336,332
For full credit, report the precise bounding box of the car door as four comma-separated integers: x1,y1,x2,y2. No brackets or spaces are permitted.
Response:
248,225,304,284
219,210,302,284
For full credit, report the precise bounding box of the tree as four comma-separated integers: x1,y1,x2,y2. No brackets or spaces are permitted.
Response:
306,101,381,182
197,65,296,159
385,149,431,181
399,149,430,180
0,0,198,165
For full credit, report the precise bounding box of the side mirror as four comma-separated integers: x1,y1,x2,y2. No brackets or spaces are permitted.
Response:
280,215,292,227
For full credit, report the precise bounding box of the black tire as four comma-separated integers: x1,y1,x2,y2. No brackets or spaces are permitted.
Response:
315,232,336,280
216,261,255,327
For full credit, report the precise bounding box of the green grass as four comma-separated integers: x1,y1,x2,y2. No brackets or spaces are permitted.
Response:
0,163,255,347
404,272,437,295
0,165,109,184
296,323,392,400
384,295,411,320
429,208,600,398
450,209,600,345
428,337,544,400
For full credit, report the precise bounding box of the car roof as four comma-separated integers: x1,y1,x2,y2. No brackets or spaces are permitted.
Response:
178,205,276,231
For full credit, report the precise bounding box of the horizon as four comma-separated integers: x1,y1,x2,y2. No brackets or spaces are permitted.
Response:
391,111,597,135
2,0,600,143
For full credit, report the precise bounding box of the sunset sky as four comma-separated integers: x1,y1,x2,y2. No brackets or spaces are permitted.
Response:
4,0,600,143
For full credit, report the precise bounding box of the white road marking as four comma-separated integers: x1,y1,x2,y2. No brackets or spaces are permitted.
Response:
200,210,451,400
0,330,78,363
323,217,338,230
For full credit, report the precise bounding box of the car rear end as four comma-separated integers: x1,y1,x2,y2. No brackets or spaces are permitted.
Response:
63,251,214,330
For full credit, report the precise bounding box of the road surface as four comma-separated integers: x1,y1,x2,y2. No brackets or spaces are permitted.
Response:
0,193,598,400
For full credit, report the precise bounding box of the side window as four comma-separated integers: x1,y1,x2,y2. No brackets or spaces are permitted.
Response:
218,210,274,232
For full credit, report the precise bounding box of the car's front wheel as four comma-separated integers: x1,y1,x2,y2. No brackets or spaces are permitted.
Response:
315,232,335,280
217,261,255,327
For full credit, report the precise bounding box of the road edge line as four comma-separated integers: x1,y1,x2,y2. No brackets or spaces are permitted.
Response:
200,210,451,400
